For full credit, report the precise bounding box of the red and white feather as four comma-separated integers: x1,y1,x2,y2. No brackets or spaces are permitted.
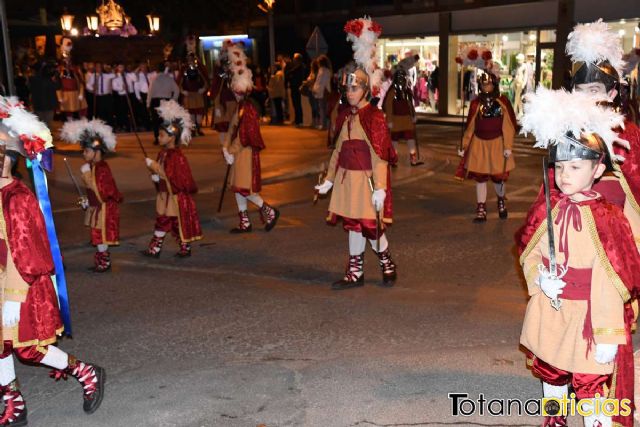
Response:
344,16,383,95
156,99,194,145
228,43,253,94
0,96,53,149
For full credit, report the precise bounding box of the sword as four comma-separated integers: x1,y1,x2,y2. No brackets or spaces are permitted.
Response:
542,156,563,311
313,161,327,205
217,164,231,213
63,158,87,207
368,176,381,254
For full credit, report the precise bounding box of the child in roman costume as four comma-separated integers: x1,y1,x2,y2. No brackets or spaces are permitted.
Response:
517,87,639,427
60,118,122,273
0,98,105,425
143,100,202,258
315,17,398,290
222,42,280,233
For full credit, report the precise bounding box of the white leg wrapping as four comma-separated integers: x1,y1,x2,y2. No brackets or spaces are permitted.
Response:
154,230,167,238
0,356,16,386
407,139,417,155
97,244,108,253
218,133,226,145
581,398,612,427
493,181,505,198
476,182,488,204
369,234,389,253
235,193,248,211
348,231,367,256
542,382,568,399
40,346,69,370
246,194,264,208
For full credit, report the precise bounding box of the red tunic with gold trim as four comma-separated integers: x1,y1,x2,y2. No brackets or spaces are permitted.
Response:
0,179,63,347
383,86,416,141
153,148,202,242
516,192,640,427
225,100,265,196
325,103,398,238
455,95,517,182
178,64,209,115
82,161,122,245
57,65,86,113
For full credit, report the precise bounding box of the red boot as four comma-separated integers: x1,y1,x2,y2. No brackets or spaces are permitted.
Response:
260,203,280,232
93,251,111,273
331,253,365,290
497,196,508,219
51,357,105,414
176,242,191,258
230,210,252,233
0,381,27,426
375,248,397,286
142,234,165,258
473,202,487,223
410,152,424,166
542,415,567,426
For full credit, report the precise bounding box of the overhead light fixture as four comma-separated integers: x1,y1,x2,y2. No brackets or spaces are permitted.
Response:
529,33,536,41
60,13,74,32
86,15,99,31
618,29,626,37
502,35,508,42
70,28,79,37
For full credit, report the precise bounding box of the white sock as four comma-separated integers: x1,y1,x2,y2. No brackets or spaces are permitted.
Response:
40,346,69,370
407,139,417,155
235,193,248,211
494,181,505,198
476,182,488,204
97,244,108,253
246,194,264,208
154,230,167,238
581,398,612,427
348,231,367,256
369,233,389,253
0,356,15,386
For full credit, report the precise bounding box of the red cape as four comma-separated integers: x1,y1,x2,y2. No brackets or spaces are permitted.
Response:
1,179,62,345
334,103,398,220
159,148,202,242
94,161,122,244
615,121,640,205
515,193,640,427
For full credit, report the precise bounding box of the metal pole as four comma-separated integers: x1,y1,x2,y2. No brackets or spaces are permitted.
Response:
0,0,15,96
268,10,275,67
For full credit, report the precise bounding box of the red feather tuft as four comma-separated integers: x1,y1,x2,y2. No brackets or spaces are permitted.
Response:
481,50,492,61
467,49,478,61
344,19,364,37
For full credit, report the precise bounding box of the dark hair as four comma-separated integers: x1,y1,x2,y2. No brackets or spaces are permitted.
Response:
317,55,332,71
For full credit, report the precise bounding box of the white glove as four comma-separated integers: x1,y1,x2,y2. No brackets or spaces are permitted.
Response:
503,149,512,158
145,157,153,168
537,271,566,301
2,301,20,327
388,122,394,130
594,343,618,364
222,148,234,165
181,91,189,97
80,163,91,174
372,189,386,212
78,94,84,102
315,180,333,195
457,149,465,158
150,174,160,183
78,196,89,210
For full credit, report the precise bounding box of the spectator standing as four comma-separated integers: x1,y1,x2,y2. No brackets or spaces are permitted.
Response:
147,62,180,145
312,55,332,130
285,53,306,127
267,64,285,125
29,61,60,127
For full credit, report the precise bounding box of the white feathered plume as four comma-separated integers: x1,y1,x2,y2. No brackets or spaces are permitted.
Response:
344,16,384,96
566,19,625,76
60,118,117,152
228,43,253,94
156,99,194,145
520,87,626,162
0,96,53,149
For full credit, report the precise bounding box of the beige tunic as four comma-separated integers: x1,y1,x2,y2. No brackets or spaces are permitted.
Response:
325,114,388,222
520,204,627,374
462,104,515,175
81,166,104,230
223,110,255,194
147,158,179,217
383,88,414,132
214,96,237,130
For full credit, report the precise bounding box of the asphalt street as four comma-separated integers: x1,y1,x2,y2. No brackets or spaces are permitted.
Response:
11,122,639,427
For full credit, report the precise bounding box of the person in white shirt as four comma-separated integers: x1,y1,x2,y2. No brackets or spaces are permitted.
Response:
134,62,152,130
111,63,134,132
85,62,115,126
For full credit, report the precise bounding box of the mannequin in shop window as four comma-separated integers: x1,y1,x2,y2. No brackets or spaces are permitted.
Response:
513,53,530,117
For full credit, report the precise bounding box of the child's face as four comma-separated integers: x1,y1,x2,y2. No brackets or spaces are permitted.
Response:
346,85,365,106
554,159,605,196
158,129,174,147
83,147,97,162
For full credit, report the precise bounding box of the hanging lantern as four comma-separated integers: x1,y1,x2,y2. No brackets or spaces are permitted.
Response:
60,14,74,32
86,15,99,31
146,14,160,34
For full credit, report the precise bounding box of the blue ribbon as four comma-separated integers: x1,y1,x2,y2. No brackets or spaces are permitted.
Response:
27,156,72,336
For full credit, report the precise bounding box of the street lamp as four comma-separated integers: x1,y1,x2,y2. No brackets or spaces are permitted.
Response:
258,0,276,66
146,14,160,35
86,15,99,32
60,13,74,34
